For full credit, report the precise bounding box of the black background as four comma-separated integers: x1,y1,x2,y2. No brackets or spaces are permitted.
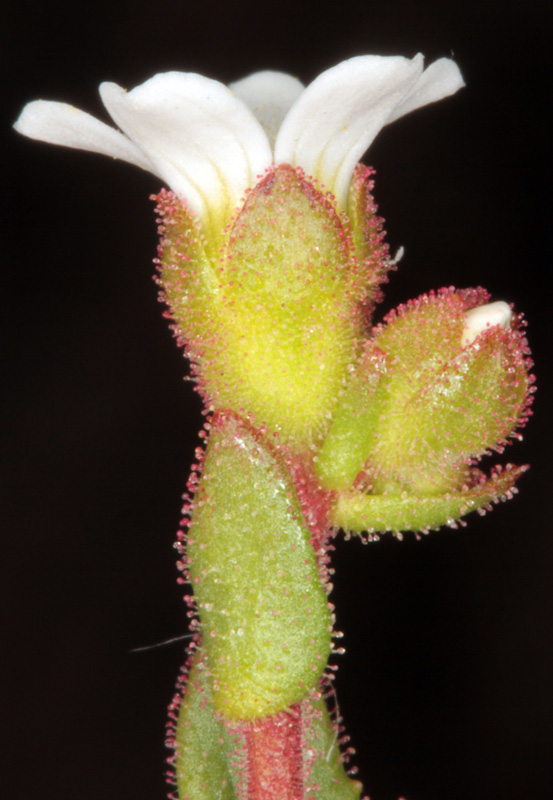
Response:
3,2,552,799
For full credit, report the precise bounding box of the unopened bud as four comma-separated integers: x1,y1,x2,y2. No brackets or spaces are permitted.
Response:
317,287,533,533
366,289,530,493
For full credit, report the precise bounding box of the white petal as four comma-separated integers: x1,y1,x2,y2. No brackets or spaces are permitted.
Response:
462,301,512,346
275,55,425,207
99,72,272,226
13,100,157,173
387,58,465,123
229,71,304,147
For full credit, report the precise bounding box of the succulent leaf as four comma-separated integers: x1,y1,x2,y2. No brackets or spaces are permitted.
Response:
187,412,332,719
173,647,240,800
332,463,528,535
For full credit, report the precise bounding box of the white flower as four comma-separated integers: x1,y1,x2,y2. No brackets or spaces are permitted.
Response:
14,54,464,230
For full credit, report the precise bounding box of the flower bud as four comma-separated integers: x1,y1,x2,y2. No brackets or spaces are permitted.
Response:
317,287,533,533
368,288,531,492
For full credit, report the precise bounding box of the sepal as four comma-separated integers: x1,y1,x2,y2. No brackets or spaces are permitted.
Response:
154,188,219,311
346,164,392,312
314,341,387,491
157,165,372,445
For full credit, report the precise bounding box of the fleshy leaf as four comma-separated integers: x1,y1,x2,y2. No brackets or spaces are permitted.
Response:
302,692,364,799
172,646,364,799
173,647,239,800
332,464,528,535
187,412,332,719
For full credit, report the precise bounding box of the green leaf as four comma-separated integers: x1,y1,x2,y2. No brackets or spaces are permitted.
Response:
188,413,332,719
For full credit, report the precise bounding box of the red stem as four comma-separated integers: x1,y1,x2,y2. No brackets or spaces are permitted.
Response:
246,704,303,800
